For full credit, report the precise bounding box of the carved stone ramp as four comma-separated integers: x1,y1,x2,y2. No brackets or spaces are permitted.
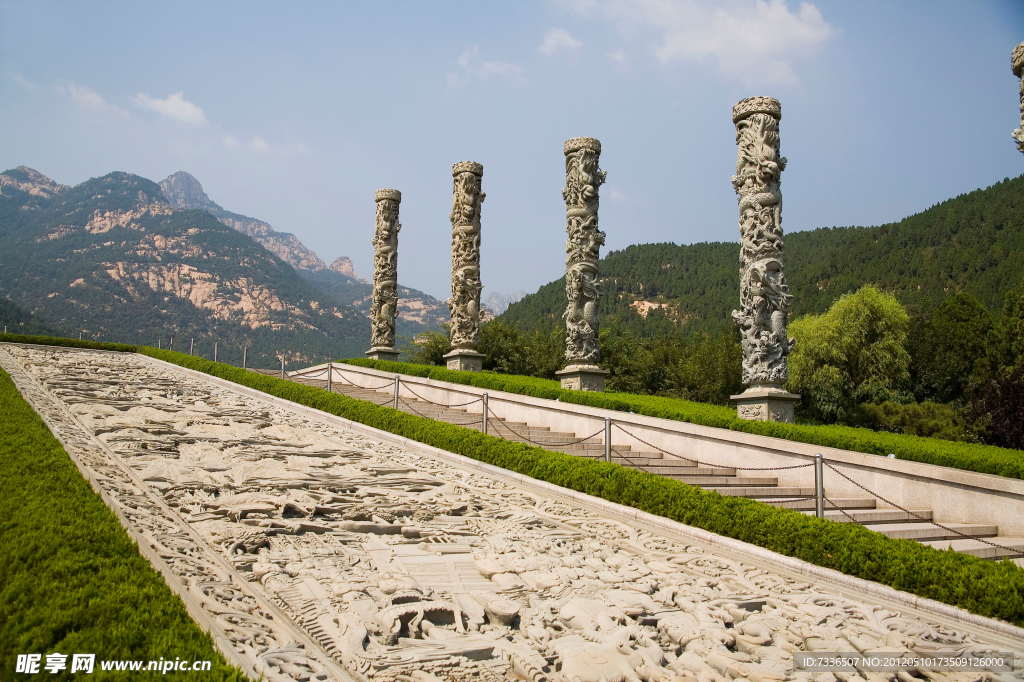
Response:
287,363,1024,561
3,343,1023,682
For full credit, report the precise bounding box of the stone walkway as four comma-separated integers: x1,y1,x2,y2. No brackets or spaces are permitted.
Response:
2,344,1021,682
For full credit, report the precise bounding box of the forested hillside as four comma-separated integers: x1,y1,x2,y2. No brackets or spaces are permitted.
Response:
0,167,370,364
0,298,56,336
501,174,1024,334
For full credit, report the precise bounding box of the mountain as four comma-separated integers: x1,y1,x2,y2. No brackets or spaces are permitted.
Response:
500,174,1024,335
0,297,58,336
0,167,369,364
298,269,449,338
328,256,362,281
484,291,526,316
159,171,327,272
159,171,449,335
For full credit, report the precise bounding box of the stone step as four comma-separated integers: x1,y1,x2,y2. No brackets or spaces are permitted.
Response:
919,536,1024,559
579,456,712,470
672,476,779,486
766,497,878,510
862,522,999,541
801,509,933,524
706,486,809,497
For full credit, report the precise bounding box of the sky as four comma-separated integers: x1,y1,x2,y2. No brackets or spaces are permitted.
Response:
1,1,1023,302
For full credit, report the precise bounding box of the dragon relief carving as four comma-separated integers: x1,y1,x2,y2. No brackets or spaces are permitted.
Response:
447,162,484,351
563,138,606,367
1013,41,1024,155
2,344,1020,682
730,97,796,387
370,189,402,350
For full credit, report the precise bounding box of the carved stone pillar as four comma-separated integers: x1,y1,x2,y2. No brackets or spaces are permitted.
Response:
555,137,610,392
1013,41,1024,155
727,97,800,422
443,161,486,372
366,188,402,362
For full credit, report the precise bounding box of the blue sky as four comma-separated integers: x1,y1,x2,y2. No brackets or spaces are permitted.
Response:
2,1,1022,301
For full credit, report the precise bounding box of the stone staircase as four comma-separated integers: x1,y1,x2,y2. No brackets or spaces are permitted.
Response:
287,372,1024,561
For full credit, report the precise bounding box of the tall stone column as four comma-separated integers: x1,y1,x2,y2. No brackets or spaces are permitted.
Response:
443,161,486,372
366,189,402,362
555,137,610,392
1013,41,1024,155
728,97,800,422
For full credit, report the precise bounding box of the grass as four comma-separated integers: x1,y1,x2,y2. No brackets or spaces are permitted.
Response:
0,364,246,681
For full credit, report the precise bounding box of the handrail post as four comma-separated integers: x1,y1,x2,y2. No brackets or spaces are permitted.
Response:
815,453,824,519
482,393,489,434
189,338,194,356
242,347,246,370
604,417,611,463
327,362,332,393
214,342,217,363
393,376,400,409
280,356,285,380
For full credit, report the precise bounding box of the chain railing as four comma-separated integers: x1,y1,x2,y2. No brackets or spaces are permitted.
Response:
284,362,1018,554
611,422,816,472
824,463,1022,555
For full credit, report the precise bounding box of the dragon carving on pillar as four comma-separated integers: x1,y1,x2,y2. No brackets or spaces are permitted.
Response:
370,189,401,350
730,97,795,386
447,162,484,350
563,137,606,367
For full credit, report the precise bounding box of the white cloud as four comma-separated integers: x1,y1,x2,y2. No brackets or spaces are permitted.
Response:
539,28,583,56
566,0,834,85
131,91,208,125
248,136,270,152
447,47,527,88
223,135,240,148
607,48,628,70
55,81,112,110
9,73,38,91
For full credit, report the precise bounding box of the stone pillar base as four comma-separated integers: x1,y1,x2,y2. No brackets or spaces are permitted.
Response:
443,349,485,372
556,364,610,392
365,347,400,362
730,385,801,423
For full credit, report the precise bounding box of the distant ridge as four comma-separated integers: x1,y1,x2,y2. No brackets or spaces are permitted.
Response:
160,171,328,272
0,167,369,363
159,171,448,334
500,174,1024,336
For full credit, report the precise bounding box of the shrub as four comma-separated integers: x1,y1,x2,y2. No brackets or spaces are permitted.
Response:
849,401,980,443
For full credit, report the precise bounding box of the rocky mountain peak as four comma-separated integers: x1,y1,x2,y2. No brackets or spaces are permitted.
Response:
159,171,216,211
0,166,69,199
329,256,362,281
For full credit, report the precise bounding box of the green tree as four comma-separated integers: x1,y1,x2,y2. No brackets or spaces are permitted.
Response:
404,324,452,365
995,275,1024,371
787,285,912,422
911,292,993,403
479,321,565,378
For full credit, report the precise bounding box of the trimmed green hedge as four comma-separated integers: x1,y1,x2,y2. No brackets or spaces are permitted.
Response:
135,348,1024,627
3,335,1023,627
0,364,244,680
344,357,1024,480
